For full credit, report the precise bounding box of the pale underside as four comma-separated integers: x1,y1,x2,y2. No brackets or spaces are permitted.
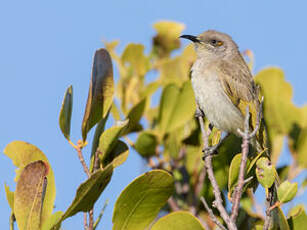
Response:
191,59,245,135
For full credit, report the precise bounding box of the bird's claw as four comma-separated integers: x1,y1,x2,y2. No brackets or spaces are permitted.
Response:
195,108,204,118
202,146,219,160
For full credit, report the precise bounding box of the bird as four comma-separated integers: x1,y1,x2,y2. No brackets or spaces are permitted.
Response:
181,31,281,229
180,30,266,156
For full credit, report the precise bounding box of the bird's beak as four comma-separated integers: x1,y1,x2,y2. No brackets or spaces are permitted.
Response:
180,35,200,43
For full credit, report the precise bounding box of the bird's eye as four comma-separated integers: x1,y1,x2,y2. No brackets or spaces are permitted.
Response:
210,39,217,45
210,39,223,47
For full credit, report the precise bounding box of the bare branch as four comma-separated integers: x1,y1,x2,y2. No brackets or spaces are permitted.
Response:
263,186,276,230
70,140,91,178
196,215,211,230
9,213,15,230
69,140,94,229
195,168,206,196
89,209,94,230
231,104,261,222
197,115,237,230
84,213,88,230
247,189,264,218
168,196,180,211
200,197,227,230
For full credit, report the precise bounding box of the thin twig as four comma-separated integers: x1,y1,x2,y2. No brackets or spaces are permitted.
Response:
263,186,276,230
9,213,15,230
168,196,180,211
93,199,109,230
69,140,91,178
205,154,236,229
89,209,94,230
84,213,88,230
196,215,211,230
69,140,93,229
263,192,272,230
231,107,251,221
197,116,237,230
247,189,264,218
191,167,207,215
195,168,206,196
231,105,261,222
200,197,227,230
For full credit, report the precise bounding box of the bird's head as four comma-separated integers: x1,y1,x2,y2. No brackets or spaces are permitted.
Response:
180,30,238,60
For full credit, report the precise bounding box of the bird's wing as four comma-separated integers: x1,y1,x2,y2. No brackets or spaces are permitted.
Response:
214,56,267,151
216,56,256,104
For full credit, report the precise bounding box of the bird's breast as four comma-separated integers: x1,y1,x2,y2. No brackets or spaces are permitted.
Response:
191,63,244,134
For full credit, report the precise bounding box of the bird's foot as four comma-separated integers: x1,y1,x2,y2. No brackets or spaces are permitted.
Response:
195,107,204,118
202,145,219,160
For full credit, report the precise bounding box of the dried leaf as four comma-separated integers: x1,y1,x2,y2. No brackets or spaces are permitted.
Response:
82,49,114,141
4,141,56,225
14,160,49,230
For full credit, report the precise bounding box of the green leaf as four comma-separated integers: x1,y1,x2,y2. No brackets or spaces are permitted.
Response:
288,208,307,230
294,126,307,168
159,57,189,85
255,68,301,163
157,81,196,137
121,43,149,76
302,177,307,188
52,165,113,229
271,134,285,165
42,211,63,230
14,160,48,230
288,106,307,168
254,225,264,230
185,145,202,175
255,157,276,188
110,102,121,120
112,170,174,230
153,21,185,41
82,48,114,141
3,141,56,225
98,119,129,167
89,112,109,172
151,211,205,230
277,180,298,203
167,81,196,132
246,150,266,174
153,21,185,57
4,184,14,211
275,206,290,230
228,153,251,195
134,131,158,157
59,85,73,140
255,68,298,134
158,84,180,134
122,99,146,135
288,204,305,218
141,82,160,99
102,140,129,168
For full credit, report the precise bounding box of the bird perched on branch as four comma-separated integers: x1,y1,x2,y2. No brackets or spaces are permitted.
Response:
180,30,266,156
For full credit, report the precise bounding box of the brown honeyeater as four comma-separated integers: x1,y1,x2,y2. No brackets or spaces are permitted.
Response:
180,30,267,153
180,31,282,229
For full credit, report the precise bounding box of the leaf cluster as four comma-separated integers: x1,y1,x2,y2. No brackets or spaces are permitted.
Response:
3,20,307,230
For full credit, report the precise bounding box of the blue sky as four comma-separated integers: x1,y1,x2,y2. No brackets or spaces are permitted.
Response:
0,1,306,229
